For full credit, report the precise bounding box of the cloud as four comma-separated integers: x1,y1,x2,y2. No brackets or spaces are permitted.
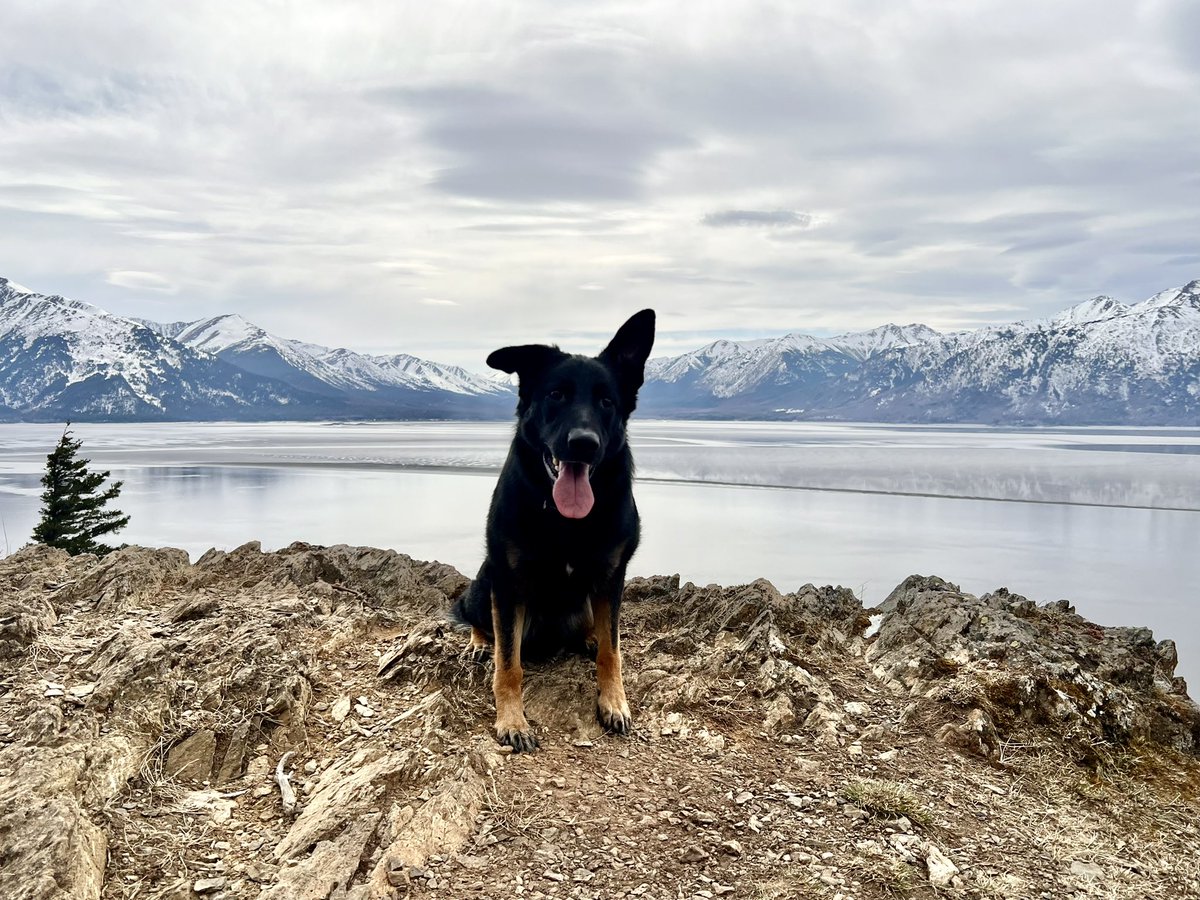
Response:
374,85,690,202
702,209,814,228
105,270,177,293
0,1,1196,367
420,298,458,306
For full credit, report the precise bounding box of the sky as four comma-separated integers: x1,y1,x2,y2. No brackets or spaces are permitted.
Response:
1,0,1198,368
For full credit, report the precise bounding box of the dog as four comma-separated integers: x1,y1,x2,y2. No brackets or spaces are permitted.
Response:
451,309,656,752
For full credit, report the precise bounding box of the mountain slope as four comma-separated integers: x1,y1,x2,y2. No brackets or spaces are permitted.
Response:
165,313,512,417
640,282,1200,424
0,278,329,421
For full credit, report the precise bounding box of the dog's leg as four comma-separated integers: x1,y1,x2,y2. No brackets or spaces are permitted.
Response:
591,591,632,735
491,595,537,752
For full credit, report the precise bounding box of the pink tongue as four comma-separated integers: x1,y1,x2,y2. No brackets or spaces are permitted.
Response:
552,462,594,519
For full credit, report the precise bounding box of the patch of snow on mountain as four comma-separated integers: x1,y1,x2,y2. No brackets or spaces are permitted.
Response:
0,280,188,408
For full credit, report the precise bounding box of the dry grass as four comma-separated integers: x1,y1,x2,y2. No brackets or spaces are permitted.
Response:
857,858,921,898
843,779,933,826
480,777,552,838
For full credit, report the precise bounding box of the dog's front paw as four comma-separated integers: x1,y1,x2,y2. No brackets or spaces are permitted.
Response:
495,721,539,753
596,699,632,736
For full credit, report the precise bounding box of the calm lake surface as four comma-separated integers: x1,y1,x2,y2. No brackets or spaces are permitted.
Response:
1,420,1197,687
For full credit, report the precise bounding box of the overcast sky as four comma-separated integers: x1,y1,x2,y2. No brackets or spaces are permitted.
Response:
2,1,1198,367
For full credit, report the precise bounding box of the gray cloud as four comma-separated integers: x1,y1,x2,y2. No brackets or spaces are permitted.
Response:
702,209,813,228
0,1,1197,367
375,85,690,202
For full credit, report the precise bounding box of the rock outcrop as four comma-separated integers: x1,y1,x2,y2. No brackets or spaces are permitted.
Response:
0,545,1197,900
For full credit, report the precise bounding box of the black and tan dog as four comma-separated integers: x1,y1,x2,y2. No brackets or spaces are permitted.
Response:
451,310,656,751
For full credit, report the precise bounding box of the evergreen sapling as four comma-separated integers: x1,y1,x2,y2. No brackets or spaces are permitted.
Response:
32,426,130,555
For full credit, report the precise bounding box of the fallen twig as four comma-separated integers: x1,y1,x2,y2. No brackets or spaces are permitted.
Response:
275,751,298,817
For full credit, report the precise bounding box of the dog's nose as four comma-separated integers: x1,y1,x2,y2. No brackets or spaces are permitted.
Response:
566,428,601,461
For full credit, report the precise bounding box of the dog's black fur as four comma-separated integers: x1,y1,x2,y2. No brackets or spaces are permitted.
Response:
451,310,656,751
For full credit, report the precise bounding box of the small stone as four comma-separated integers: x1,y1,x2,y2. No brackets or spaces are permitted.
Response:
878,749,899,762
572,868,595,883
387,861,409,888
193,878,227,894
303,760,318,774
330,696,352,723
680,846,709,863
165,730,216,782
843,701,870,717
719,840,743,857
847,743,863,756
714,886,735,896
549,776,566,789
355,703,374,719
543,870,566,882
925,844,959,887
734,791,754,805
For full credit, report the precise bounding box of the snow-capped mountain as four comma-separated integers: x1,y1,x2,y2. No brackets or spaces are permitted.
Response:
0,277,325,421
164,313,508,401
0,277,511,421
640,282,1200,424
5,274,1199,424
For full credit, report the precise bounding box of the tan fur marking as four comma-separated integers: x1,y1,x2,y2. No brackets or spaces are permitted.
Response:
491,597,530,737
591,594,630,727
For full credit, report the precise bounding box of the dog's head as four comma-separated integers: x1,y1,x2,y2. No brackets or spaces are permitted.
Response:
487,309,656,519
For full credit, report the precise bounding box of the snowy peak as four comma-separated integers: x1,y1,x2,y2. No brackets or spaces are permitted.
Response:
1052,296,1131,327
0,276,37,298
825,323,942,360
175,314,269,353
162,313,507,398
1136,280,1200,312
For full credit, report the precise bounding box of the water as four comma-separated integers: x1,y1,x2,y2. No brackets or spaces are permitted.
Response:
1,421,1197,686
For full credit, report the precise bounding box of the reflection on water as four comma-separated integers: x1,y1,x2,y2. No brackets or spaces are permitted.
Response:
0,421,1197,687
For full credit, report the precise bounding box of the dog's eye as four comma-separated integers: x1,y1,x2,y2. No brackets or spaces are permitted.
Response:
599,396,614,409
548,389,564,402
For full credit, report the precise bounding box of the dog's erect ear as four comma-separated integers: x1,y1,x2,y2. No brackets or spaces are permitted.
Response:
599,309,656,412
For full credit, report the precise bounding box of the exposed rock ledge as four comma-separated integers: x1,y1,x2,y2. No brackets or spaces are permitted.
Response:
0,543,1197,900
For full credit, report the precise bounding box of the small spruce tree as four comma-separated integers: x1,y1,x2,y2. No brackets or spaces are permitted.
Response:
32,426,130,555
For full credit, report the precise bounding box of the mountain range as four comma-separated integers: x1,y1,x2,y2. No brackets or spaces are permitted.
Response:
0,277,510,421
2,275,1198,424
640,282,1200,424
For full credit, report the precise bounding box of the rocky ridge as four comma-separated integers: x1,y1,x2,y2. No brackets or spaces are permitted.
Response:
0,543,1197,900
